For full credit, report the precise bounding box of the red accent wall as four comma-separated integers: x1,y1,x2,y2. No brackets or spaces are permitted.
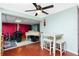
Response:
19,24,30,39
2,23,17,37
2,23,31,39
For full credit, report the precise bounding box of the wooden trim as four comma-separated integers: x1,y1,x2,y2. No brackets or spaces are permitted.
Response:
0,36,4,56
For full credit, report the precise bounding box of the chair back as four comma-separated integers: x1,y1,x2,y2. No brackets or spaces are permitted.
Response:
55,34,63,40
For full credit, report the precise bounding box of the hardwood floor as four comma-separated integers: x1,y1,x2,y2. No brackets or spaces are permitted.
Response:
3,43,77,56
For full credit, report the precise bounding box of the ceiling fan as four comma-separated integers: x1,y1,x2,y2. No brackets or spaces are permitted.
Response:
25,3,54,16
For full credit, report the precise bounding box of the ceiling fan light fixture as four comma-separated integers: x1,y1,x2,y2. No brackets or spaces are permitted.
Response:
15,20,21,23
36,10,42,14
25,3,54,16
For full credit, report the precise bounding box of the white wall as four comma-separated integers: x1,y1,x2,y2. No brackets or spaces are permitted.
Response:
40,6,78,55
0,8,2,55
0,10,2,38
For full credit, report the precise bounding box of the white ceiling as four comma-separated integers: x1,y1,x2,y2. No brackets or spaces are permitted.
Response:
0,3,77,24
0,3,76,17
2,14,40,25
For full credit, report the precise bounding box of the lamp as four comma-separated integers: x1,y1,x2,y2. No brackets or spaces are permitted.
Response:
44,19,46,27
15,20,21,23
36,10,42,14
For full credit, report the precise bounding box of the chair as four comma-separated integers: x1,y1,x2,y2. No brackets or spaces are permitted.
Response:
13,31,22,42
42,34,66,56
55,34,66,56
43,35,56,56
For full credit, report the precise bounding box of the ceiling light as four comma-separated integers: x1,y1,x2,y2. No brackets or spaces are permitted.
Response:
15,20,21,23
36,10,42,14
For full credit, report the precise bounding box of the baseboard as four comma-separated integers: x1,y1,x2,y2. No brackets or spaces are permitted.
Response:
67,50,78,56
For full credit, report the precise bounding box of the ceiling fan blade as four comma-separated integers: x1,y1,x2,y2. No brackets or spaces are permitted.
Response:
33,3,38,8
42,11,48,14
25,9,37,12
35,13,38,16
42,5,54,10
